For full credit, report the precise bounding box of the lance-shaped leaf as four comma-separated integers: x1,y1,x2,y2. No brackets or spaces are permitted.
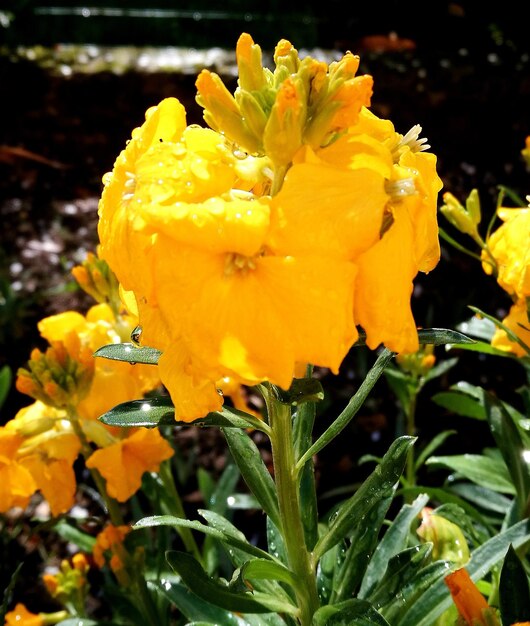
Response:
99,397,267,432
499,544,530,626
312,598,391,625
314,436,415,559
222,426,281,529
425,454,515,494
94,342,162,364
166,551,298,615
416,328,475,346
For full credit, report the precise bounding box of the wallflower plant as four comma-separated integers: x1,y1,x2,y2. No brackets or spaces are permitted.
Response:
3,33,530,626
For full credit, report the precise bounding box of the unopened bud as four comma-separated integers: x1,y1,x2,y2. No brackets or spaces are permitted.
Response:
440,191,481,239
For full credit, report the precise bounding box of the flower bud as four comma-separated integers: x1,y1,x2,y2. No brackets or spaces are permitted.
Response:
417,507,469,564
440,191,481,239
71,250,120,311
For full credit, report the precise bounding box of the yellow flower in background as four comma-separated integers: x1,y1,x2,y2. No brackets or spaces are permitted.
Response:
86,428,174,501
482,207,530,300
92,523,131,571
0,429,36,513
491,299,530,357
4,603,44,626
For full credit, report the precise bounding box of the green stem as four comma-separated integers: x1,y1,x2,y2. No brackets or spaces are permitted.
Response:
158,460,203,563
265,385,319,626
404,391,418,501
66,407,124,525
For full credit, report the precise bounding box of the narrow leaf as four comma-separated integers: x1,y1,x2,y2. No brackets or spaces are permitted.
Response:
425,454,515,494
359,494,429,599
222,427,281,529
416,328,475,346
94,342,162,364
166,551,298,615
431,391,486,420
314,436,415,559
134,515,274,561
499,544,530,625
312,599,391,626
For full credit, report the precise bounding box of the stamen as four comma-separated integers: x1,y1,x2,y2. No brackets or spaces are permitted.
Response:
385,178,416,199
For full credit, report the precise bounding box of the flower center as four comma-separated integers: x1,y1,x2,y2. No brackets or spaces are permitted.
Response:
224,250,263,276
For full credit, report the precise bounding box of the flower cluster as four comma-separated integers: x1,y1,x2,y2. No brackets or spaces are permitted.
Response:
97,33,442,422
0,251,173,516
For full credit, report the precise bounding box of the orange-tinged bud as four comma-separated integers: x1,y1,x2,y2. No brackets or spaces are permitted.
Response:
236,32,268,92
445,568,501,625
71,250,120,311
72,553,89,573
42,573,59,595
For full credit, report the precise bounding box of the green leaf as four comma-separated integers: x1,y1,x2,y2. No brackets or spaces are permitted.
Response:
99,395,175,427
277,377,324,405
484,391,530,516
422,358,459,384
94,342,162,364
166,551,298,615
380,560,452,624
448,340,517,357
134,515,274,562
238,558,297,589
54,519,96,551
499,544,530,625
359,494,429,599
99,397,267,432
425,454,516,494
395,518,530,626
431,391,486,420
0,562,23,624
416,328,475,346
312,599,391,625
448,483,512,515
151,578,247,625
314,436,416,559
221,427,281,529
366,543,433,609
0,365,12,410
331,491,395,603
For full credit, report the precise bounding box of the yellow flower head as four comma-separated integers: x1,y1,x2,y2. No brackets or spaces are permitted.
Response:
196,33,373,159
97,35,442,420
482,207,530,300
71,248,121,312
16,332,95,410
86,428,174,501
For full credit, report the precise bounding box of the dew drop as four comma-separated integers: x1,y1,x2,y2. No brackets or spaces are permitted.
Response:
131,325,142,346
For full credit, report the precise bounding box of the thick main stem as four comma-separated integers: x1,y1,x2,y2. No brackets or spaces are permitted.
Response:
266,387,320,626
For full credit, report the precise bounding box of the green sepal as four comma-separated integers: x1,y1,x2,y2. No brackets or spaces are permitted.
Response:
314,436,416,559
499,544,530,626
93,342,162,364
166,551,298,615
312,598,390,625
276,377,324,405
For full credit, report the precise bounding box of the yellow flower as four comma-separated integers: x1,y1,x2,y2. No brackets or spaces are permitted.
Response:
4,604,43,626
444,568,501,625
92,523,131,569
352,110,442,353
86,428,174,501
491,299,530,357
0,428,36,513
482,207,530,300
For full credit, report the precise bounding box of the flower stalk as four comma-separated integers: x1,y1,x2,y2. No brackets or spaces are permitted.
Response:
264,384,320,625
